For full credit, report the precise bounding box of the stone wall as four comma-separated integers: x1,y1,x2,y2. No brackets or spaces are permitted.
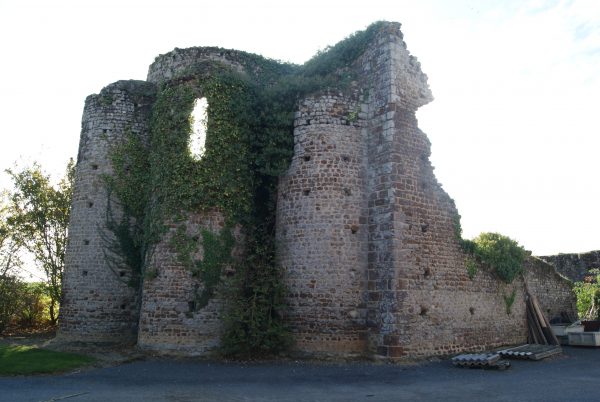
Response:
276,93,368,356
355,25,525,358
540,251,600,282
147,47,246,84
276,22,576,359
137,210,237,354
59,21,578,359
524,257,577,321
57,80,155,343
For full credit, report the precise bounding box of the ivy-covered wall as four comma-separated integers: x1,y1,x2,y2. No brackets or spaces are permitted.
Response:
59,21,577,360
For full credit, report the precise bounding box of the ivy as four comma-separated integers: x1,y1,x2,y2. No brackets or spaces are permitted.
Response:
465,257,478,280
170,225,234,310
220,226,291,356
102,129,151,289
103,21,394,357
301,21,386,79
503,288,517,315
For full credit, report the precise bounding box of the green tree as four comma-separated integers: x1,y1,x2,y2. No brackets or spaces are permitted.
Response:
0,192,23,276
0,275,22,334
573,269,600,320
6,160,74,324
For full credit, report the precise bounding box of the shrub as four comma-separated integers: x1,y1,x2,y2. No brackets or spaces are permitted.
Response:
573,271,600,320
17,282,49,327
472,232,526,284
0,275,22,334
465,257,478,280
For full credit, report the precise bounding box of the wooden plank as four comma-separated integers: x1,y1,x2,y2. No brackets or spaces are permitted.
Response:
531,295,547,328
527,298,547,345
531,295,560,345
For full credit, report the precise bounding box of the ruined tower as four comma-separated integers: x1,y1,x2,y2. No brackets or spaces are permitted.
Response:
58,81,155,343
58,22,576,359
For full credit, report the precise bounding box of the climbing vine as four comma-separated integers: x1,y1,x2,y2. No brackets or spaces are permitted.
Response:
170,224,235,310
103,21,391,357
503,287,517,315
102,129,151,289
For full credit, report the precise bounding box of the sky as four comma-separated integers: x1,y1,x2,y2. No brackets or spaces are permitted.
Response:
0,0,598,258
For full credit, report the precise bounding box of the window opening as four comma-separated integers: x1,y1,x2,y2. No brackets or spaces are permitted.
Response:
189,97,208,160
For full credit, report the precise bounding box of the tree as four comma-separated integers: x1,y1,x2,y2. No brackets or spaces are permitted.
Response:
0,275,22,334
0,192,23,277
6,159,74,324
0,193,24,334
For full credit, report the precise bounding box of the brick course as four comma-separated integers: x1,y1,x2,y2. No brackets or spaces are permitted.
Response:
58,22,577,359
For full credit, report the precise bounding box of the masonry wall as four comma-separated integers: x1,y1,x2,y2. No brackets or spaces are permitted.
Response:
58,80,155,343
540,251,600,282
356,26,528,358
276,94,368,356
147,48,246,84
276,22,576,360
137,210,237,353
525,257,577,320
60,22,578,359
139,50,260,353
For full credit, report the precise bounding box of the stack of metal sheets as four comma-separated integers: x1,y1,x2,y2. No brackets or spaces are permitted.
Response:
496,344,562,360
451,353,510,369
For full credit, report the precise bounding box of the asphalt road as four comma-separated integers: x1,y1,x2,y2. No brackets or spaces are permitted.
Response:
1,346,599,402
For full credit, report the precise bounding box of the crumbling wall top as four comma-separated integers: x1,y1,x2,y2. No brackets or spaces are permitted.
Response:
147,47,295,85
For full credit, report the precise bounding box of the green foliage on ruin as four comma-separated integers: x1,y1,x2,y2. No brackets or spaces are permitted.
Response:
103,131,150,289
301,21,387,79
453,209,526,284
465,256,478,280
471,233,527,284
220,228,292,356
503,287,517,315
170,225,235,310
104,21,391,357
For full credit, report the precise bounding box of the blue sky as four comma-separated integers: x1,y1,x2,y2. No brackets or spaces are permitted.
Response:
0,0,598,257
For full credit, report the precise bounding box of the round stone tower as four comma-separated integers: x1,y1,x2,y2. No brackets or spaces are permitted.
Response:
276,93,369,356
57,80,155,343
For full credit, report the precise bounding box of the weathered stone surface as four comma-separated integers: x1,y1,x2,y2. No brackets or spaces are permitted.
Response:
59,22,577,359
540,251,600,282
57,80,156,344
276,23,575,359
137,210,240,354
525,257,577,320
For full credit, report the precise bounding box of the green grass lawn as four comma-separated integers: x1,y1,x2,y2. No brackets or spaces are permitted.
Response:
0,345,95,375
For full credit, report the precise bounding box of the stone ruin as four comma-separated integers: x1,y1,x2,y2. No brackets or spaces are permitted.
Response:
57,22,576,359
541,251,600,283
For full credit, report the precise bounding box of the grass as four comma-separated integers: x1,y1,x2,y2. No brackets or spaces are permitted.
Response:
0,345,95,375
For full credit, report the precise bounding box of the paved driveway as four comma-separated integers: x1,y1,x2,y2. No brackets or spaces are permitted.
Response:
1,346,599,402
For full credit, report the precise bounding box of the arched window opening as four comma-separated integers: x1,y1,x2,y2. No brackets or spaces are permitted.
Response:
189,97,208,160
